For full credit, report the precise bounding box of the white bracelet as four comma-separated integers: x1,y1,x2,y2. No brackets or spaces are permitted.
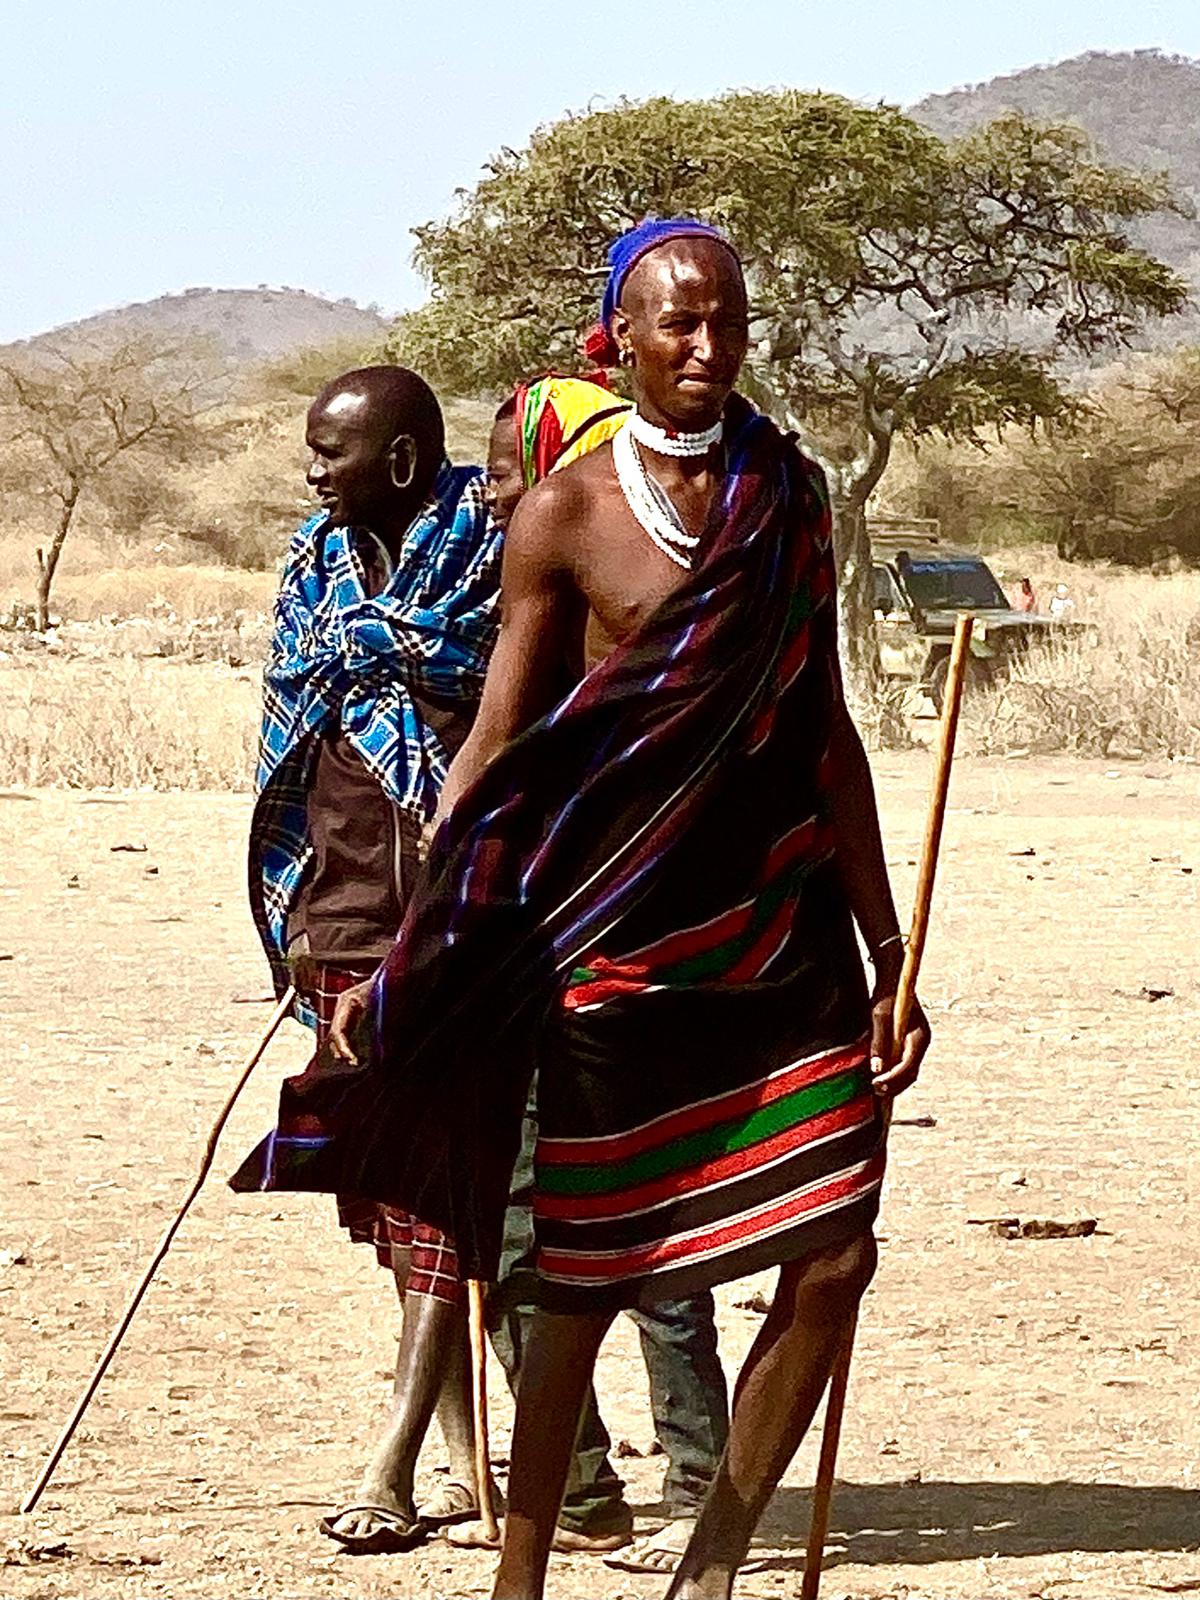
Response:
871,933,905,960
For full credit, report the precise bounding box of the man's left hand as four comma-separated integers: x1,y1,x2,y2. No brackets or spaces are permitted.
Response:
869,983,931,1099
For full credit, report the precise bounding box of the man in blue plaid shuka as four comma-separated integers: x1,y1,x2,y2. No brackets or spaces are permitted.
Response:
249,404,501,1025
243,366,503,1551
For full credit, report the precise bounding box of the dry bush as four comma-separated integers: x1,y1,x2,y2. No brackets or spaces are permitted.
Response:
962,562,1200,760
852,676,920,752
29,564,275,625
173,400,311,570
0,657,258,789
881,347,1200,563
442,397,496,467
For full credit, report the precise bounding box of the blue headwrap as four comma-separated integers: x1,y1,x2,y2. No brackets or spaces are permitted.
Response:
600,217,739,332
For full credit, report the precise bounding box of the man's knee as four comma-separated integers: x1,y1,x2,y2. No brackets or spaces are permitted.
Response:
781,1230,877,1311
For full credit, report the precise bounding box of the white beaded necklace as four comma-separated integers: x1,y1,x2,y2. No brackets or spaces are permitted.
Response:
628,409,724,458
612,421,701,571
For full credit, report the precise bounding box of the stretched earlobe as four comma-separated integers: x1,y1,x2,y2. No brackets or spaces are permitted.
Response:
389,434,417,491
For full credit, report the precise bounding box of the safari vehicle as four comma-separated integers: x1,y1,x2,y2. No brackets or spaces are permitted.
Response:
869,519,1071,709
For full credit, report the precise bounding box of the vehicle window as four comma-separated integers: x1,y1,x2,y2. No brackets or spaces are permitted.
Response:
899,556,1008,611
872,565,903,614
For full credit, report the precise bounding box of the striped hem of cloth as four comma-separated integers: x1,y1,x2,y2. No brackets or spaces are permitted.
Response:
537,1034,870,1171
534,1092,877,1223
536,1149,886,1290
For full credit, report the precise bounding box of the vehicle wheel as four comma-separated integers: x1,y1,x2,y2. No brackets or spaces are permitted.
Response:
928,652,993,713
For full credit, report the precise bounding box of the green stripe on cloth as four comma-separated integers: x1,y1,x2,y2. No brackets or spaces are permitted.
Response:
660,867,797,984
569,853,815,997
538,1067,863,1197
787,582,814,626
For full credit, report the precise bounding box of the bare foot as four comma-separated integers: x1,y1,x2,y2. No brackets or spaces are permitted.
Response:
444,1517,501,1551
604,1517,694,1573
445,1506,632,1555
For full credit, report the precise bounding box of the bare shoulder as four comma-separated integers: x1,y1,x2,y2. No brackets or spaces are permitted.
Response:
505,444,612,569
550,441,615,492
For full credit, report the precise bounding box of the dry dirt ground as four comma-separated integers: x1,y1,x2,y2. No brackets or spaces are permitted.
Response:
1,754,1197,1600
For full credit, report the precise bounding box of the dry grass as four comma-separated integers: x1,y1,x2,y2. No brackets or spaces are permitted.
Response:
962,551,1200,761
1,538,1197,790
0,655,259,789
28,563,273,625
0,559,268,789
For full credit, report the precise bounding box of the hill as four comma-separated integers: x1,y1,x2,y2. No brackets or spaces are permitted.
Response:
913,49,1200,276
22,286,390,367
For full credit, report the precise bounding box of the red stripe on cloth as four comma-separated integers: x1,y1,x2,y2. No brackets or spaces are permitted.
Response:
773,622,811,694
537,1037,869,1167
763,818,819,877
746,703,775,752
811,553,834,602
563,972,660,1010
596,900,755,975
538,1149,886,1281
724,896,796,984
568,818,819,996
534,1095,875,1221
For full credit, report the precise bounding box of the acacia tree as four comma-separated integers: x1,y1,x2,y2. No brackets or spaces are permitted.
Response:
0,336,223,629
390,92,1187,690
1006,347,1200,562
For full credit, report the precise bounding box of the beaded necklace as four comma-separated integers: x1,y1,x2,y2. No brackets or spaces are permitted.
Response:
612,414,724,571
627,409,723,458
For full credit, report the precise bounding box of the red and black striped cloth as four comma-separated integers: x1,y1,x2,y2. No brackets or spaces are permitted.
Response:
232,398,883,1309
297,963,463,1303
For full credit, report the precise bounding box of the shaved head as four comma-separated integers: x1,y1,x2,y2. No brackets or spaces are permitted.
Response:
305,365,446,537
314,366,445,467
610,236,749,432
619,235,746,321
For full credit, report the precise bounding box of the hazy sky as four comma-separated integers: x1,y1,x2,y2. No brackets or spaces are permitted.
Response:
6,0,1199,342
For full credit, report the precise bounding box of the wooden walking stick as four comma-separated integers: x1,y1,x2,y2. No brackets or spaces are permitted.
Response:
467,1278,500,1543
21,985,297,1515
800,615,974,1600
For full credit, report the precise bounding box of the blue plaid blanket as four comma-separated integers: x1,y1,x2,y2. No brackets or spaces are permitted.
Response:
248,460,501,1024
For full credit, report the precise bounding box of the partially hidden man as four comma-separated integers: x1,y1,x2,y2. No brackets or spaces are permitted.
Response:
239,225,931,1600
241,366,503,1551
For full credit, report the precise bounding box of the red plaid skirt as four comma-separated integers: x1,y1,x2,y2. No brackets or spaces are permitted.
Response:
309,964,463,1304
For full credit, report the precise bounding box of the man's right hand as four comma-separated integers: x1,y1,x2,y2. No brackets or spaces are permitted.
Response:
329,978,374,1062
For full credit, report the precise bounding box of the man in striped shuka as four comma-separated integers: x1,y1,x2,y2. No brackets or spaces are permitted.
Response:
308,217,931,1599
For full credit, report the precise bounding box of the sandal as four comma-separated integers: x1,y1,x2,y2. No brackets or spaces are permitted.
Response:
318,1502,426,1554
603,1518,693,1573
417,1477,479,1528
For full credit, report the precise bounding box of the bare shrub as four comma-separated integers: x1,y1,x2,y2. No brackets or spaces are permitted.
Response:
852,676,920,751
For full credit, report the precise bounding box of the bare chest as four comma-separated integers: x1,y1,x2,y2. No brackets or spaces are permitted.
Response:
575,487,688,668
575,474,714,670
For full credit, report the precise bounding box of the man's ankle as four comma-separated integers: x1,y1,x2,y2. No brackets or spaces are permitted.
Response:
555,1496,633,1539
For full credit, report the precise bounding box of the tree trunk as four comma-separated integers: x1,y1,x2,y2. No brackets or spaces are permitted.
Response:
831,409,902,739
832,494,882,702
35,490,79,632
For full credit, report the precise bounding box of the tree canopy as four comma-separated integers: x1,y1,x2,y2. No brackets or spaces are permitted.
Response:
389,90,1189,682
